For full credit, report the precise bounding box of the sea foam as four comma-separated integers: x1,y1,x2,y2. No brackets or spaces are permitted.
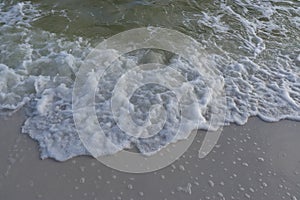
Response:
0,1,299,161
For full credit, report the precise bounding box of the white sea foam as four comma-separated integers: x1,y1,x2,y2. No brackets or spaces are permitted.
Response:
0,1,299,161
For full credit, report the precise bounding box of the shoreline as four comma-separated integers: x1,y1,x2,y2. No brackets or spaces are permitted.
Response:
0,110,300,199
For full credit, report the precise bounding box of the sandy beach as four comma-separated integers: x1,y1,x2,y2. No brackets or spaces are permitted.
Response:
1,0,300,199
0,110,299,200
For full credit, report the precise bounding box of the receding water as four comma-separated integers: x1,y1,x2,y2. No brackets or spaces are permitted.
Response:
0,0,299,161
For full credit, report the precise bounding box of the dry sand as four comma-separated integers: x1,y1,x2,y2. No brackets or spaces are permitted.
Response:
0,110,299,200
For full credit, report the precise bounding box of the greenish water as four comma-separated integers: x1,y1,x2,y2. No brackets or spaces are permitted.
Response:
0,0,299,160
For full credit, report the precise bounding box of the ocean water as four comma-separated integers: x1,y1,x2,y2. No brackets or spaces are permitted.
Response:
0,0,299,161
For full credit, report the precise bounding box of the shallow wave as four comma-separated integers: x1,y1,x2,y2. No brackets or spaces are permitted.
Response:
0,1,299,161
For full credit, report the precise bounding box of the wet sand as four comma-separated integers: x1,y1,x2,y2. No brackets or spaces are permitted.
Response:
0,110,299,200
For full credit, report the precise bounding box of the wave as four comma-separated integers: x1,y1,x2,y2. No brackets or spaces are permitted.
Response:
0,0,299,161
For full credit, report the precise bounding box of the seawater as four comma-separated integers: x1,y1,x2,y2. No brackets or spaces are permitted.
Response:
0,0,299,161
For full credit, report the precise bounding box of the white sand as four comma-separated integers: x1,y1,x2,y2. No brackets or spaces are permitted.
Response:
0,110,299,200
